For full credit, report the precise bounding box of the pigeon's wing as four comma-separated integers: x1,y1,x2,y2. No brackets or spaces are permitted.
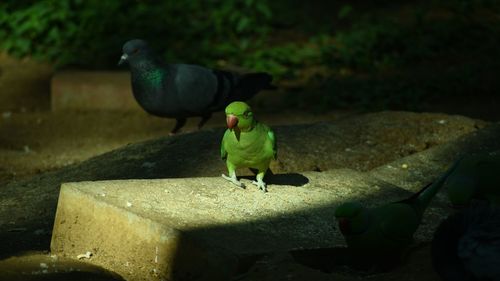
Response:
173,64,219,114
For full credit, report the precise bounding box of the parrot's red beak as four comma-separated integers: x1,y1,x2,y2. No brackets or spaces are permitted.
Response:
226,114,238,129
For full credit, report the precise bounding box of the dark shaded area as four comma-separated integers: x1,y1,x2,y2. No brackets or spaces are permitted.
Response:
289,243,434,276
431,202,500,281
265,173,309,187
1,0,499,116
242,172,310,187
290,247,351,273
0,255,125,281
0,272,123,281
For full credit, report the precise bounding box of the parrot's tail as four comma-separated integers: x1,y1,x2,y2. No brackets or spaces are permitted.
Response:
241,72,277,90
210,70,276,111
401,156,464,215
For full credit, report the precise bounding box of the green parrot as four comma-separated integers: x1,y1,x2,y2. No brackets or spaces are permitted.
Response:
334,159,461,265
221,101,277,192
444,151,500,207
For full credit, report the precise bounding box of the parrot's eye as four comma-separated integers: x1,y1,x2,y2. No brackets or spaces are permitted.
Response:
243,111,252,118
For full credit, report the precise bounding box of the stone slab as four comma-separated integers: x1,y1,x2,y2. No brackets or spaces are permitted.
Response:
1,113,489,265
48,123,500,281
51,71,140,111
369,123,500,192
51,169,416,281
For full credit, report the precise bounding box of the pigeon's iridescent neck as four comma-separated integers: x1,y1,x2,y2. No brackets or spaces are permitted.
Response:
131,59,166,87
143,68,164,87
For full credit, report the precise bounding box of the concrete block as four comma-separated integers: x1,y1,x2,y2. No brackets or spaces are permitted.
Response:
51,71,141,111
51,170,413,281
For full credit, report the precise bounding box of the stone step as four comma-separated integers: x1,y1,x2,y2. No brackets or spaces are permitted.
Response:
51,71,141,111
51,169,422,281
48,122,500,281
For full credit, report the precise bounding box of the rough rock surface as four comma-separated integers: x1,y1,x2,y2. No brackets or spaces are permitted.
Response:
48,171,411,281
0,112,493,262
49,121,500,281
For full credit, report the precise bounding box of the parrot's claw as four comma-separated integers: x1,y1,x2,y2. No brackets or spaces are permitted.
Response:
222,174,245,188
252,180,268,193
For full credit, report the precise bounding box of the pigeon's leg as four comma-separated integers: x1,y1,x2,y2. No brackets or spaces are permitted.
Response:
170,118,187,135
252,170,267,192
197,113,212,130
222,162,244,188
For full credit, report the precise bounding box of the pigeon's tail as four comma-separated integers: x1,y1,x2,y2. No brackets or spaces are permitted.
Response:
232,72,276,101
241,72,277,90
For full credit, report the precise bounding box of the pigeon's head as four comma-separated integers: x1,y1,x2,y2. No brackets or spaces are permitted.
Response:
118,39,152,66
225,101,255,132
445,174,476,208
335,202,368,235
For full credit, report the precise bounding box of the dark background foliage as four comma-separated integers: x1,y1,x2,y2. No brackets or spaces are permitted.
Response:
1,0,499,112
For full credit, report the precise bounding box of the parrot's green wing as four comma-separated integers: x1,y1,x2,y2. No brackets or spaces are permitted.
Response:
335,159,464,266
267,129,277,159
221,129,230,160
445,152,500,206
377,204,419,245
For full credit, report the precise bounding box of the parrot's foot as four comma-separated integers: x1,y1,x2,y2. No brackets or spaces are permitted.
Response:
252,180,267,192
222,174,245,188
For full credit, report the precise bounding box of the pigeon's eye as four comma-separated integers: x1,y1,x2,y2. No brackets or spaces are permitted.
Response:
132,48,139,54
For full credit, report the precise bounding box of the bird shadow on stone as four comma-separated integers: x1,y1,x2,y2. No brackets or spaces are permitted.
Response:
289,246,406,275
239,172,309,187
266,173,310,187
289,247,351,273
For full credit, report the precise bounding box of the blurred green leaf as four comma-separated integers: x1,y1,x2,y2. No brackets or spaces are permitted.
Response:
0,0,273,68
338,5,352,20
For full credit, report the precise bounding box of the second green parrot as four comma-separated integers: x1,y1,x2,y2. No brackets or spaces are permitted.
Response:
334,159,461,265
444,151,500,207
221,101,277,192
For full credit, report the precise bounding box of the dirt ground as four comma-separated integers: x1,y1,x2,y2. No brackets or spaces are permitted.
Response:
0,110,352,185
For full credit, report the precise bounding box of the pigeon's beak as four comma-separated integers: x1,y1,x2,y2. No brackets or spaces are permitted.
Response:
118,54,128,66
226,114,238,129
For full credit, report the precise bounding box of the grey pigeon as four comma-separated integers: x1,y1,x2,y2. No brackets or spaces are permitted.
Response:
431,202,500,281
118,39,276,134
